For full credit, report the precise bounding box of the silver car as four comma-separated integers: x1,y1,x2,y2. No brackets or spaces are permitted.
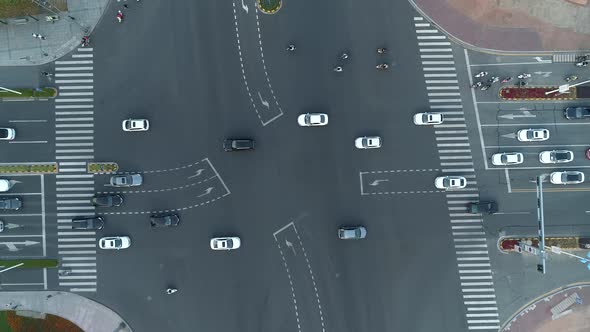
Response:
338,226,367,240
110,174,142,187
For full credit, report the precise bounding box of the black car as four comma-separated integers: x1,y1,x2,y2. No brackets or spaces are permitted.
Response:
150,214,180,228
0,197,21,210
467,201,498,214
72,216,104,230
92,194,123,207
223,139,254,152
564,107,590,120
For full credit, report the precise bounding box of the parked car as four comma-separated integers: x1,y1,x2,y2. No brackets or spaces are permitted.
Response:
355,136,382,149
338,226,367,240
435,176,466,190
99,236,131,250
467,201,498,214
550,171,585,184
539,150,574,164
491,152,523,166
223,139,254,152
150,214,180,228
92,194,123,207
0,197,21,210
517,128,549,142
413,112,443,125
564,107,590,119
72,216,104,230
0,220,5,232
210,237,241,250
122,119,149,132
110,174,142,187
0,128,15,140
297,113,328,126
0,179,11,192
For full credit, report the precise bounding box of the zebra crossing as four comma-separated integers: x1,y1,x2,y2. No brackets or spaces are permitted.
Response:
552,53,583,63
414,16,500,331
54,47,97,293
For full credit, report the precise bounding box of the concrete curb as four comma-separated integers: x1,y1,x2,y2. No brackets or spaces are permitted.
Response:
0,291,132,332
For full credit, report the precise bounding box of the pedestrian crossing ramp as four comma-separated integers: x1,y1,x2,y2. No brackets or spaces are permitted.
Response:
551,292,580,320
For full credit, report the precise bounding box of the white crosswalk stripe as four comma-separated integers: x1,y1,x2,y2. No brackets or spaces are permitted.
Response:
414,15,499,331
54,48,97,294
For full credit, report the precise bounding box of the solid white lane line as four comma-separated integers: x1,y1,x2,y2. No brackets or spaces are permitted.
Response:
417,35,447,40
56,117,93,121
421,54,453,58
55,66,93,71
427,86,460,90
56,111,93,116
425,80,459,83
416,29,439,33
55,105,94,109
438,149,471,153
418,42,451,46
423,67,457,71
435,130,468,134
430,104,463,109
419,48,452,52
55,60,93,65
430,99,462,103
58,85,93,90
424,73,457,77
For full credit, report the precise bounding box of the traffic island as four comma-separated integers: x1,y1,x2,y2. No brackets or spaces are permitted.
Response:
257,0,282,14
0,163,57,174
499,236,579,253
0,88,57,101
499,86,576,100
87,162,118,174
0,259,58,270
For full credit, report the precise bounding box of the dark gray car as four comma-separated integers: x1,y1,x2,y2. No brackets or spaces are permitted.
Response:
564,107,590,119
223,139,254,152
150,214,180,228
72,216,104,230
92,194,123,207
0,197,21,210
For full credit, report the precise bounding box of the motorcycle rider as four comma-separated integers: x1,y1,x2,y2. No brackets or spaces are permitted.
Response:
166,288,177,294
334,66,343,72
377,48,387,54
286,44,295,51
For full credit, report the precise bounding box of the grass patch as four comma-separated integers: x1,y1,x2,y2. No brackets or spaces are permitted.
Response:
0,0,39,19
0,88,56,99
0,0,68,19
258,0,281,13
0,259,59,269
87,162,118,173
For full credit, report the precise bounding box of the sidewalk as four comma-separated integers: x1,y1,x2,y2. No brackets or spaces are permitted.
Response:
410,0,590,53
0,0,108,66
0,291,131,332
502,283,590,331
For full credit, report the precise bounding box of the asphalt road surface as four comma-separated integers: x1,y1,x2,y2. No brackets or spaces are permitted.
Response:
0,0,475,331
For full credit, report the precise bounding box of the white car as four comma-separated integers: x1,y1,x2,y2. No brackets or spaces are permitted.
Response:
355,136,382,149
99,236,131,250
210,237,241,251
297,113,328,127
122,119,149,132
0,179,11,192
413,112,443,125
435,176,467,190
539,150,573,164
0,128,15,140
517,128,549,142
491,152,524,166
550,171,585,185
